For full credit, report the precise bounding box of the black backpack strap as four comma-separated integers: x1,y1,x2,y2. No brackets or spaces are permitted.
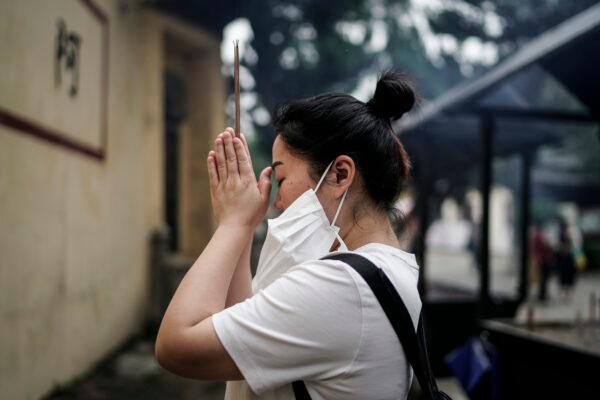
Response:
293,252,449,400
292,380,312,400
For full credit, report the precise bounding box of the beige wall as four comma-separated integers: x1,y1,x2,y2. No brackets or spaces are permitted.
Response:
0,1,224,398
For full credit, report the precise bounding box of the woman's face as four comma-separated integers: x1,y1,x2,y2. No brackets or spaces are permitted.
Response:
271,135,317,212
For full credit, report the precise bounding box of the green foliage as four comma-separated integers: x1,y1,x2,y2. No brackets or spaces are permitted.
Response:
153,0,599,166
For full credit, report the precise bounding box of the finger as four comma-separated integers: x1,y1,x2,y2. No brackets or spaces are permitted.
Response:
239,133,253,169
223,132,239,179
225,127,236,140
258,166,272,203
226,126,249,165
215,135,227,181
233,137,252,178
207,152,219,189
228,127,250,160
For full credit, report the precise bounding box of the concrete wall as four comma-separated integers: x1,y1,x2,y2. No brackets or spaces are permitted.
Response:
0,1,224,398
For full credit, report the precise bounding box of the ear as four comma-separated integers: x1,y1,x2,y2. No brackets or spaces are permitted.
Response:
331,155,355,198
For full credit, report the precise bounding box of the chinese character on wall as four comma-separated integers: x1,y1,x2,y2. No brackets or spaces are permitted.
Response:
55,18,82,97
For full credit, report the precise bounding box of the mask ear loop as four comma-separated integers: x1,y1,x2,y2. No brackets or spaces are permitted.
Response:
316,159,348,251
315,160,334,193
315,159,348,227
331,188,348,227
331,188,349,251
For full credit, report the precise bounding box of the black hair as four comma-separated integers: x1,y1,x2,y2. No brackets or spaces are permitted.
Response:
273,69,416,226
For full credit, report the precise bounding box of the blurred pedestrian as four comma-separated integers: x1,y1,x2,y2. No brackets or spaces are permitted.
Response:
531,223,553,302
568,219,588,272
556,219,576,301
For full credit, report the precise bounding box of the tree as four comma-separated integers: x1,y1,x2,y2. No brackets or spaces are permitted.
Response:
152,0,599,153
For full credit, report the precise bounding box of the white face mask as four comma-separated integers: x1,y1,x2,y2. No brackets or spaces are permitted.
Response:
252,160,349,292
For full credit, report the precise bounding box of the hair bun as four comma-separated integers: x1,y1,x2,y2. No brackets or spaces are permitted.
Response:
367,70,415,121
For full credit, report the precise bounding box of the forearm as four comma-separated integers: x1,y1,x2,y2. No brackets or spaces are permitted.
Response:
158,224,253,332
225,237,253,307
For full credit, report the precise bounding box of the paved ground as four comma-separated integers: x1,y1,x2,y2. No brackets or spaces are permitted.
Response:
426,249,600,322
44,336,226,400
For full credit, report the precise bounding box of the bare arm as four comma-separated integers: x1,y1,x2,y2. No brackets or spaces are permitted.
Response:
225,128,256,308
155,224,251,380
155,128,271,381
225,237,253,307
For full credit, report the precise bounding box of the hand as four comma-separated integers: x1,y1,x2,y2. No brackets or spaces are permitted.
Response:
207,128,272,229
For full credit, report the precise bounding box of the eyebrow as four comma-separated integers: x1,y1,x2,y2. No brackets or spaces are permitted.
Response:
271,161,284,170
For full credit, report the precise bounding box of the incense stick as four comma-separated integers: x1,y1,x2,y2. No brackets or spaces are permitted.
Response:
234,40,241,138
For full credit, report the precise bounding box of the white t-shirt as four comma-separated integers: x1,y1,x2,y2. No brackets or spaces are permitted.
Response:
212,242,422,400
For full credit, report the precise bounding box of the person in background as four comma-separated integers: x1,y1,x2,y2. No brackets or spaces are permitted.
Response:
531,223,554,302
568,218,588,272
556,219,576,302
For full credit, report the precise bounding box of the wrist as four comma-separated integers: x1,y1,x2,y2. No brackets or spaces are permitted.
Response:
217,223,255,238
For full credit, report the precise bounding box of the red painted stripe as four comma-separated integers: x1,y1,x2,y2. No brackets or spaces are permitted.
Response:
0,107,105,160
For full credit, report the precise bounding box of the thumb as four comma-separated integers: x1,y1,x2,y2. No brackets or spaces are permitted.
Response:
258,166,272,202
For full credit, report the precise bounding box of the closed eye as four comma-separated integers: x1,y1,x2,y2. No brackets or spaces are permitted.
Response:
277,178,284,187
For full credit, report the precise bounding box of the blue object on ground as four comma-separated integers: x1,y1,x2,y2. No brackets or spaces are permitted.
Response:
445,336,498,399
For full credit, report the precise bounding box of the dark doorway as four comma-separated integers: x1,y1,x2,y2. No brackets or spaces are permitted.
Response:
164,71,187,251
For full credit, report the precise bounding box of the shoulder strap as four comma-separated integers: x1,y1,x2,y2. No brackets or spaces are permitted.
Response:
292,252,449,400
292,380,311,400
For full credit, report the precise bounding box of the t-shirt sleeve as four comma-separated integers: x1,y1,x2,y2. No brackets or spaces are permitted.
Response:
211,260,363,395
